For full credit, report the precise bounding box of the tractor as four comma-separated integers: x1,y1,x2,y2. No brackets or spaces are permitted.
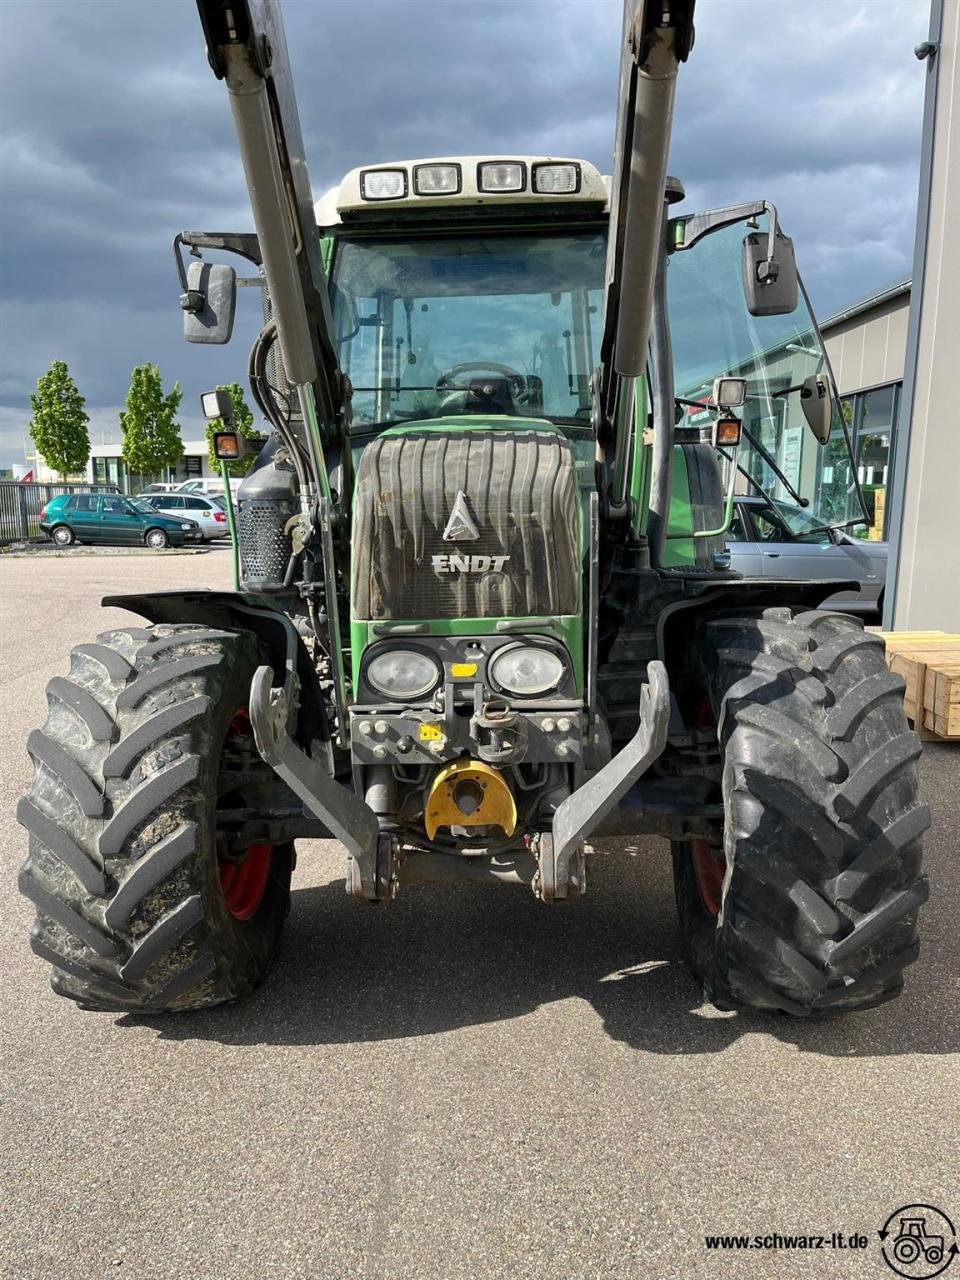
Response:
18,0,929,1016
893,1219,945,1267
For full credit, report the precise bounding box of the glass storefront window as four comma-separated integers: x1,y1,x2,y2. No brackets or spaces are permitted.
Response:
844,382,899,541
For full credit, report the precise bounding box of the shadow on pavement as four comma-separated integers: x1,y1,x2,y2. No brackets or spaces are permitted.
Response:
133,825,959,1059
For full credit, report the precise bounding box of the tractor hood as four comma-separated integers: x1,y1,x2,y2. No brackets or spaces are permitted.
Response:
351,419,580,623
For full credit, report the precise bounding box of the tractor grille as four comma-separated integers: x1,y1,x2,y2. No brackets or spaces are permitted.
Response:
352,429,580,620
238,499,296,592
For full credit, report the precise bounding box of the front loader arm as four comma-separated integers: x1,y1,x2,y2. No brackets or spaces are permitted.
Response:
598,0,695,518
197,0,346,477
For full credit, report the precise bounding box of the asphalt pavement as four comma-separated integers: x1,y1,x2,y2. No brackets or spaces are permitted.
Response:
1,548,957,1280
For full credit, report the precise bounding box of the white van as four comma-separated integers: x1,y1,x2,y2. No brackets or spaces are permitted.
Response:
176,477,242,496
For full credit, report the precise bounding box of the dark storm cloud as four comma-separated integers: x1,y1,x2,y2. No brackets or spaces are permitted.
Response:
0,0,930,464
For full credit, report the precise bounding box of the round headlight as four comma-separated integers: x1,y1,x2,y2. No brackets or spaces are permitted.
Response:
366,649,441,700
489,646,564,696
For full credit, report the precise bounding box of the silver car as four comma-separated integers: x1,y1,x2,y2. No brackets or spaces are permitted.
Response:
142,492,230,540
727,495,887,615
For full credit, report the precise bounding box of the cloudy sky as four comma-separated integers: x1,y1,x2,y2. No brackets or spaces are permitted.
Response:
0,0,931,467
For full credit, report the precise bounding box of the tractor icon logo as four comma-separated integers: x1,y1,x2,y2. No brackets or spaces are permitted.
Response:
880,1204,957,1278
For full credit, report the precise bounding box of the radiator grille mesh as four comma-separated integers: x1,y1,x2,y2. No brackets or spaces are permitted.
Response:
238,499,295,591
352,430,579,620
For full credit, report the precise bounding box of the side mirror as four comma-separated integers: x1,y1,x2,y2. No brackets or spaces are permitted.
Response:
800,373,832,444
741,229,798,317
181,261,236,344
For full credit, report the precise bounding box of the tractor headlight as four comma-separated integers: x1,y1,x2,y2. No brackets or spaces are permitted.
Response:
366,649,441,700
489,646,564,696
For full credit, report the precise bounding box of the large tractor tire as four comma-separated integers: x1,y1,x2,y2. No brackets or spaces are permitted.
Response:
672,608,930,1015
18,624,293,1012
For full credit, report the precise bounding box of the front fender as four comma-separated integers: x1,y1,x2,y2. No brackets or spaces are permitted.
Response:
102,590,330,749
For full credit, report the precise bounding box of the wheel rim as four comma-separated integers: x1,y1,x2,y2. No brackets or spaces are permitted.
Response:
217,709,273,921
148,531,166,548
895,1240,919,1264
691,839,725,916
219,842,272,920
54,528,71,545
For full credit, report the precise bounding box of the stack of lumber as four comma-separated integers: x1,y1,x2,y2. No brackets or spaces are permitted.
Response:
875,630,960,742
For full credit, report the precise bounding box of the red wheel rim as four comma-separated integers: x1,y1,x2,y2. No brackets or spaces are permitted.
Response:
217,708,272,921
691,839,725,917
219,842,272,920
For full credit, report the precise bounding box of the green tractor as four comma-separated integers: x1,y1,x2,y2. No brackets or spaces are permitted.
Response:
18,0,929,1016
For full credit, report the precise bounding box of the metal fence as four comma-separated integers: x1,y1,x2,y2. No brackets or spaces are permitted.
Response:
0,482,118,545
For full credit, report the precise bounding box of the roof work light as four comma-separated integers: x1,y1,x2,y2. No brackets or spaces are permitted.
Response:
477,162,525,193
360,169,407,200
200,388,233,422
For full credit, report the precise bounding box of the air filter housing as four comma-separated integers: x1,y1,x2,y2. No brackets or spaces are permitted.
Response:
236,438,298,593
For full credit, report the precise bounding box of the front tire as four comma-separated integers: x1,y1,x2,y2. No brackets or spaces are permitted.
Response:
673,608,930,1016
18,624,293,1012
145,528,170,549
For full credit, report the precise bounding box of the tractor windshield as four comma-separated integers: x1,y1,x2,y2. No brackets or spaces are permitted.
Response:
330,230,606,429
668,214,866,532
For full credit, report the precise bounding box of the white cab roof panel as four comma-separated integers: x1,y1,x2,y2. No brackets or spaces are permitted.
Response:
315,156,610,226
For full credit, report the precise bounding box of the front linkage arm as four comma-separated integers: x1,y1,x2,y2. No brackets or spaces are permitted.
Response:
541,661,671,900
248,666,391,901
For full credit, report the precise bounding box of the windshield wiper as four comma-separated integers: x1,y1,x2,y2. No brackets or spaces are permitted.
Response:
738,422,809,509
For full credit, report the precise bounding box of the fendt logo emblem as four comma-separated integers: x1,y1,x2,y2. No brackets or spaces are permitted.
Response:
432,554,510,574
442,490,480,542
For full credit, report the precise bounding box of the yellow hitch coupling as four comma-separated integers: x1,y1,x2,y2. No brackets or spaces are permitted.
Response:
424,760,517,840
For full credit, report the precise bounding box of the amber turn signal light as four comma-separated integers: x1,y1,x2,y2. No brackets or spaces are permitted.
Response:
213,431,242,460
713,416,742,448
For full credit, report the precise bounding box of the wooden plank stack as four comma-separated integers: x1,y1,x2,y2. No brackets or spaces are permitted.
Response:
875,630,960,742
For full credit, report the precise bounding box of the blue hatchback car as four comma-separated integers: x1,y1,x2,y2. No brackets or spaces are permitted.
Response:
39,493,203,549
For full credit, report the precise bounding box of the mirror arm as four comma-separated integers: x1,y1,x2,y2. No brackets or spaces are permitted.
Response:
760,201,782,283
173,234,202,313
672,201,766,252
174,231,264,315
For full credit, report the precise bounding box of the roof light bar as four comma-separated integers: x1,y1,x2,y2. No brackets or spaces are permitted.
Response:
360,168,407,200
477,161,525,193
532,163,580,194
414,163,461,196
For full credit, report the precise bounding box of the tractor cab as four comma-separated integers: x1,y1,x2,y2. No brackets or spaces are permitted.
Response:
316,158,609,436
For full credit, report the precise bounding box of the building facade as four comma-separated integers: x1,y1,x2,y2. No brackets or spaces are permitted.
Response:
821,278,911,541
86,439,218,493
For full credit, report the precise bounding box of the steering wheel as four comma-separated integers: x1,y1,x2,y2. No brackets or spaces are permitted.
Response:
435,362,529,402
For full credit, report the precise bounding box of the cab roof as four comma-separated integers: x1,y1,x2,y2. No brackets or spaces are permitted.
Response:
315,156,610,227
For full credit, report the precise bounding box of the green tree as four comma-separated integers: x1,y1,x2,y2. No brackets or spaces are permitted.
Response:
204,382,258,477
28,360,90,480
119,365,183,481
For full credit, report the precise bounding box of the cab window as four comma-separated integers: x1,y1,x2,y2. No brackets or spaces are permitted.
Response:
727,508,748,542
746,502,832,545
331,230,606,429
